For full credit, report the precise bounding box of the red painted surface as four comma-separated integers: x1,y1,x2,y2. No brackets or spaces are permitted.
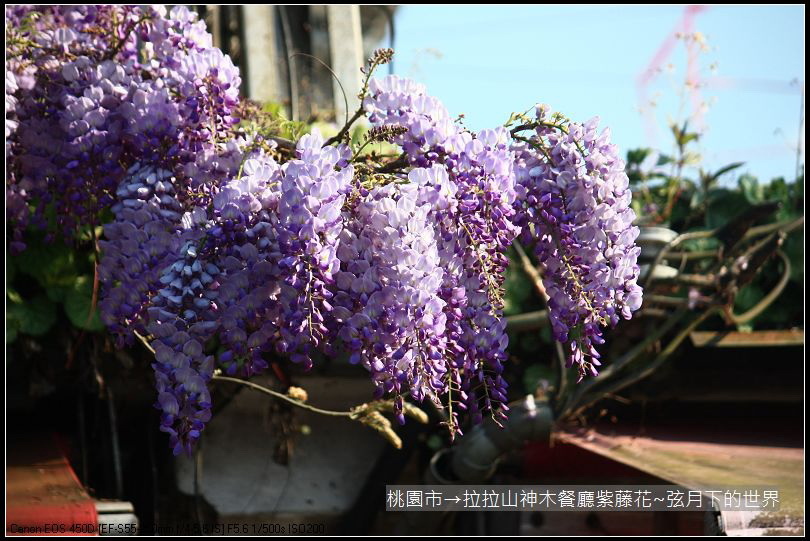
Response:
520,440,706,535
522,440,665,483
6,435,98,536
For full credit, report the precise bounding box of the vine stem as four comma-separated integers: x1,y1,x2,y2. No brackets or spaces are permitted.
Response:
564,307,718,421
510,121,569,137
323,51,391,148
133,330,353,418
65,227,102,370
513,242,571,411
212,374,355,418
105,14,150,60
642,215,804,290
134,336,425,450
511,120,586,156
85,227,101,328
134,330,155,353
290,52,348,129
350,133,379,161
323,107,364,147
375,153,408,173
513,241,547,300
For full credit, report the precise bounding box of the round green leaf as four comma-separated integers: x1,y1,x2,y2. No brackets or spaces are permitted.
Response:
7,294,57,336
12,236,77,290
64,276,105,332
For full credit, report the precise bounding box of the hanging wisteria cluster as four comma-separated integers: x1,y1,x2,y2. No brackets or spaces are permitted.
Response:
6,6,642,454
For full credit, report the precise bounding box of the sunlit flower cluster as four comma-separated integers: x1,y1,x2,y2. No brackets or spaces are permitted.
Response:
6,7,642,453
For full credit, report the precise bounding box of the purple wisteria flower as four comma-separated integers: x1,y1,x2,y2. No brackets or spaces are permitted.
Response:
6,5,244,246
364,75,522,431
336,181,448,423
513,105,643,381
7,12,644,454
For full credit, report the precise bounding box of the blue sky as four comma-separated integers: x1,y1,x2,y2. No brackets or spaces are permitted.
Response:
390,5,805,183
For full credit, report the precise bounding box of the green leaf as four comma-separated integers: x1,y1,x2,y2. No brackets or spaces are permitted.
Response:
6,315,19,343
761,177,802,221
738,174,763,204
523,363,554,395
670,121,700,148
669,122,682,142
705,189,750,230
64,276,104,332
7,294,57,336
668,186,697,228
733,283,764,314
626,148,652,166
681,236,719,252
680,132,700,146
680,152,702,168
262,102,284,117
350,123,368,147
711,162,745,182
46,285,70,303
7,288,23,304
12,236,78,290
656,154,674,166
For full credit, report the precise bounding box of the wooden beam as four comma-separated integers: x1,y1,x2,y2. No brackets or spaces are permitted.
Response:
689,330,804,348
